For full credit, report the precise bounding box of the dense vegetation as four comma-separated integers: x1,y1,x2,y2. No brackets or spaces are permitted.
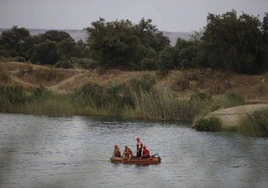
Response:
192,117,222,132
0,74,246,121
1,10,268,74
1,10,268,136
238,108,268,137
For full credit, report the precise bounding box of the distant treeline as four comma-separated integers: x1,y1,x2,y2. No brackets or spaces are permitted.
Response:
1,10,268,74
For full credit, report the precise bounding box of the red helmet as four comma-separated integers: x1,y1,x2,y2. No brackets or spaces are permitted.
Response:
114,145,118,149
136,137,140,141
143,145,146,149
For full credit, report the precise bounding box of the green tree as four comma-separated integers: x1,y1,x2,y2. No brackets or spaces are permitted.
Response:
85,17,170,70
30,40,59,65
156,46,174,76
0,26,30,57
261,12,268,70
262,12,268,44
73,39,90,58
57,38,76,60
38,30,72,43
19,35,36,60
201,10,263,74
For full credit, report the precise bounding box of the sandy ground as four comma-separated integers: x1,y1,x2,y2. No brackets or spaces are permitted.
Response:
208,104,268,129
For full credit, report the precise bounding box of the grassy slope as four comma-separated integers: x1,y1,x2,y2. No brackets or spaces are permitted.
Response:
1,61,268,100
1,61,268,127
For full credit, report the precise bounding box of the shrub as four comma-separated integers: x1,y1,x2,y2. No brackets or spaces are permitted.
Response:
55,60,73,69
71,57,100,69
128,74,156,93
106,81,134,108
16,56,26,62
141,57,156,70
0,69,10,82
193,116,222,132
32,85,46,97
0,85,27,105
238,108,268,137
73,82,107,108
0,56,16,62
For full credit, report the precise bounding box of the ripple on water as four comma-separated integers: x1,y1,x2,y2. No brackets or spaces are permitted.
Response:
0,113,267,188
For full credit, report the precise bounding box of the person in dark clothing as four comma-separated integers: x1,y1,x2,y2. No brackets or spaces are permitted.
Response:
136,137,143,157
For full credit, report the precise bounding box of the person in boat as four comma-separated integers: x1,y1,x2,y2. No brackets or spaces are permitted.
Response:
123,146,133,160
136,137,143,157
112,145,121,157
142,145,150,158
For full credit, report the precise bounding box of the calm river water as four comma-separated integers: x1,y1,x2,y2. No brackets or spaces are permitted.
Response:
0,113,267,188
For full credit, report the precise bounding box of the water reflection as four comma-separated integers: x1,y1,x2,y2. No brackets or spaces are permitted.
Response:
0,113,267,188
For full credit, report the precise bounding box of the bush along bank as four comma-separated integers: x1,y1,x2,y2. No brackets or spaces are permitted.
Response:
238,108,268,137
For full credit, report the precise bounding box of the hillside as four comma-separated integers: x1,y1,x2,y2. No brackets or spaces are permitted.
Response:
1,62,268,101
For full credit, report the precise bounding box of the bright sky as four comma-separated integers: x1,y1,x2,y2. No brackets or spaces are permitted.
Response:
0,0,267,32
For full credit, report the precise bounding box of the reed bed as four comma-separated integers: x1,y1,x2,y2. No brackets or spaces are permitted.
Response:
238,108,268,137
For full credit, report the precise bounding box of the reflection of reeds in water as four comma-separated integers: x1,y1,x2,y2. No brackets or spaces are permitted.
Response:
238,108,268,137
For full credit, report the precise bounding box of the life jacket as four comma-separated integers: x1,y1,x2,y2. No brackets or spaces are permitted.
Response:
128,148,133,155
123,148,129,157
136,141,143,151
114,149,121,157
143,149,150,155
143,148,150,157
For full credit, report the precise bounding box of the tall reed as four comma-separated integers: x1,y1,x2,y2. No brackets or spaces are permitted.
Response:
127,86,212,121
238,108,268,137
20,99,75,117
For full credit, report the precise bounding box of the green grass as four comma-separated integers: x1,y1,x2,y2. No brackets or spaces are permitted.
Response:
238,108,268,137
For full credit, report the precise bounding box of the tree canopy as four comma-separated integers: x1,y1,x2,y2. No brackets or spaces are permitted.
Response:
1,11,268,74
201,10,265,74
85,17,170,70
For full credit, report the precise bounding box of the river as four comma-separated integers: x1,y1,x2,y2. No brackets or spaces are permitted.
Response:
0,113,267,188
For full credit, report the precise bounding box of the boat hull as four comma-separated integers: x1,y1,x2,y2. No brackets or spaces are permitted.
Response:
110,154,161,165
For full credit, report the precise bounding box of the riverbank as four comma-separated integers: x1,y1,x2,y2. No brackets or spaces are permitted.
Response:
207,104,268,130
1,61,268,135
1,61,268,101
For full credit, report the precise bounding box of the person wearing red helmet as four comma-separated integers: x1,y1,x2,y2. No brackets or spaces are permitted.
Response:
142,145,150,158
136,137,143,157
112,145,121,157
